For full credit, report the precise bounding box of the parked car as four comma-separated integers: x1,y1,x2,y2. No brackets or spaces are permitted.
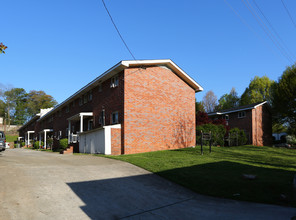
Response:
0,131,6,152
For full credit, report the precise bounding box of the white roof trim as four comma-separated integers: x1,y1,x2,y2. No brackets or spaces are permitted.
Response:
122,59,203,92
208,101,267,116
254,101,267,108
40,60,202,120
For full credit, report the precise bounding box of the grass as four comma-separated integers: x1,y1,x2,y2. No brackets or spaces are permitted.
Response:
105,145,296,207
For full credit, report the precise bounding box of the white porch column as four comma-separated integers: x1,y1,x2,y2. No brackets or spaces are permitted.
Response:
80,115,84,133
27,132,30,146
68,120,71,144
44,130,47,149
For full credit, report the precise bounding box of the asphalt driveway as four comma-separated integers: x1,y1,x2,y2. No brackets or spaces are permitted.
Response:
0,149,295,220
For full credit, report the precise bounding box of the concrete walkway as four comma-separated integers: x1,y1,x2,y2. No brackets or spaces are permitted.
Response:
0,149,295,220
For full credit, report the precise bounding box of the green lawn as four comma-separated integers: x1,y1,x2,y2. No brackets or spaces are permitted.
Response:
105,146,296,207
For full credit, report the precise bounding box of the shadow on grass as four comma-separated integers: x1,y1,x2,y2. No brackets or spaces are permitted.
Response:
155,161,295,207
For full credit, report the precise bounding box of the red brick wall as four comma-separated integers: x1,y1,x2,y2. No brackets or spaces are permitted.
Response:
227,110,253,144
111,128,121,155
252,105,272,146
123,66,196,154
38,71,124,149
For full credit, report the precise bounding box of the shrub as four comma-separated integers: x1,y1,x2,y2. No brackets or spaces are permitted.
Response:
196,123,226,146
21,142,25,147
47,138,53,149
286,135,296,145
59,138,68,150
33,141,44,149
228,128,247,146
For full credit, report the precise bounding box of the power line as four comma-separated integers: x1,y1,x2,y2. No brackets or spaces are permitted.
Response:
101,0,136,60
253,0,295,60
223,0,280,59
242,0,294,63
281,0,296,29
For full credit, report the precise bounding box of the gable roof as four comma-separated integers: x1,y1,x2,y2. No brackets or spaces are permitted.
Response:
38,59,203,121
208,101,268,116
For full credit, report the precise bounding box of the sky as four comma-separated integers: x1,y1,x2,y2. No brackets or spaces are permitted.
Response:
1,0,296,104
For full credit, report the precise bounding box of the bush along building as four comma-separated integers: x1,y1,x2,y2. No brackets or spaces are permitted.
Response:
208,101,272,146
18,60,203,155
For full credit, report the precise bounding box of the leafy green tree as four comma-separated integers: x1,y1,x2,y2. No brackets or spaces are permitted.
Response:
202,90,217,113
216,87,239,110
272,64,296,134
240,76,274,106
195,100,205,113
3,88,28,125
0,100,5,117
26,90,57,119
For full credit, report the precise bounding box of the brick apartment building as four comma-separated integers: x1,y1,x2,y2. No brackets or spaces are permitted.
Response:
208,101,272,146
19,60,203,155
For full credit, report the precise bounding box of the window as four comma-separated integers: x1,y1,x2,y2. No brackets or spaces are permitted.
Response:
83,94,88,104
98,83,102,92
58,111,62,117
223,114,229,120
238,111,246,118
49,116,53,122
88,90,93,101
88,120,93,130
58,131,62,139
72,101,75,108
79,97,83,106
110,75,119,88
99,110,105,126
111,112,119,124
66,105,69,113
66,128,69,137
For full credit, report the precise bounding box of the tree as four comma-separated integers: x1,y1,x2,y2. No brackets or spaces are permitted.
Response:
216,87,239,110
0,43,7,54
4,88,28,125
0,100,5,117
240,76,274,106
202,90,217,113
195,101,205,113
272,64,296,134
196,111,210,125
26,90,57,118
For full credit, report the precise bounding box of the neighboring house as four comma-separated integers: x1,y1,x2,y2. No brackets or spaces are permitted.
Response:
18,59,203,155
208,101,272,146
18,108,53,147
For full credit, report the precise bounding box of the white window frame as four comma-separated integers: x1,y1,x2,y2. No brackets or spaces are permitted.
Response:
110,75,119,88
